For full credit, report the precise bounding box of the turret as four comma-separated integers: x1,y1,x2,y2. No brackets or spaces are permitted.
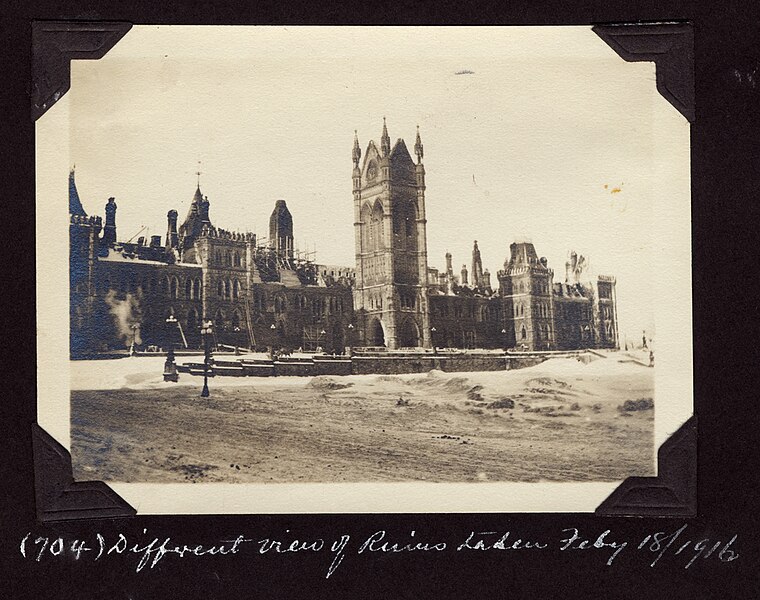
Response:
352,130,361,168
166,209,179,249
414,125,424,164
472,240,484,288
269,199,294,259
199,195,210,223
483,269,491,289
380,117,391,157
352,130,362,192
461,264,469,286
445,251,453,277
179,183,213,249
101,197,117,246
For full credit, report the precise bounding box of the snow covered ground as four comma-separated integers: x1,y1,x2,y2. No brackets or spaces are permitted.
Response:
70,352,655,483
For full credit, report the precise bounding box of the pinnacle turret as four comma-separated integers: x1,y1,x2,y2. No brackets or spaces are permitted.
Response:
352,130,361,168
472,240,484,287
380,117,391,156
414,125,424,164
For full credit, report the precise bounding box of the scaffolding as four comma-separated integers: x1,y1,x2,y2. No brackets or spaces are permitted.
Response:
250,240,319,286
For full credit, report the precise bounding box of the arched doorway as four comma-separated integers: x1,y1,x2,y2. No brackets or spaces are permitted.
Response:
398,319,420,348
369,318,385,347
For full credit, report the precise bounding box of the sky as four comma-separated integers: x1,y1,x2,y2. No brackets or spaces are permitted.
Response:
68,25,691,342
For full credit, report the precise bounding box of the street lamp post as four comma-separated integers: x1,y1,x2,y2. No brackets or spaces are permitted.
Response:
163,314,179,382
129,323,139,356
200,319,214,397
431,327,437,355
501,328,508,352
270,323,277,359
347,323,354,356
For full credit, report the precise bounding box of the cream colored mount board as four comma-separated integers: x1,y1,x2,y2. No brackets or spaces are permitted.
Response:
36,25,692,514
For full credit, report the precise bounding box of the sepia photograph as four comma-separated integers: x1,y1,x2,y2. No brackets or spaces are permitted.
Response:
36,25,692,512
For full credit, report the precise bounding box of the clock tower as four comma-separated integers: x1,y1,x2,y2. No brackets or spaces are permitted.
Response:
352,120,431,349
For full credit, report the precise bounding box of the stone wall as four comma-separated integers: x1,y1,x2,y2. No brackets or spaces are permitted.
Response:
184,352,554,378
350,353,511,375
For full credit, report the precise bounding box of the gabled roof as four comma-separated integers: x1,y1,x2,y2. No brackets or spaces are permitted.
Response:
389,138,416,181
361,140,381,172
390,138,414,164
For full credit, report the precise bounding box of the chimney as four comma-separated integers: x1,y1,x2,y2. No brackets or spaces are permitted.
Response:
461,264,469,286
483,269,491,289
150,235,162,248
137,236,145,246
166,209,179,249
101,197,117,246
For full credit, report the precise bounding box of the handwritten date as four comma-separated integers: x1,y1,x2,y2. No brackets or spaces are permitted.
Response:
18,524,738,577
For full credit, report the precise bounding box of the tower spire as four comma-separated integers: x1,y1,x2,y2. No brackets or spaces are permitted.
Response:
352,130,361,168
472,240,483,288
414,124,424,164
195,160,202,189
68,166,86,216
380,117,390,156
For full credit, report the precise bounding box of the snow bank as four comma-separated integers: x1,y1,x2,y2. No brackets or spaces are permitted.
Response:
70,354,651,393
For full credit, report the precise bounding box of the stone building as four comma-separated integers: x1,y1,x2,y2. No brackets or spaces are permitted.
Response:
351,119,431,349
69,121,618,356
350,122,618,352
70,169,354,356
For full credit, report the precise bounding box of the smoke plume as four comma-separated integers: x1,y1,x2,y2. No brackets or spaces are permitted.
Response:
104,289,143,347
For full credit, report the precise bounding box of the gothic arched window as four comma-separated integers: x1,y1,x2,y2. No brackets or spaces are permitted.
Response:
369,200,385,252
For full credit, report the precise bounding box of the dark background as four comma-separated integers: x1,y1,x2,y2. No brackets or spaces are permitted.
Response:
2,1,759,598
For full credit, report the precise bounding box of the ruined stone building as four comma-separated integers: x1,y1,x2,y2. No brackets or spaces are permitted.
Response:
70,170,354,356
70,121,618,356
350,122,618,351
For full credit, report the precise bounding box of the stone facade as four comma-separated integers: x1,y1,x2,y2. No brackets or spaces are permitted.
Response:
351,121,431,349
69,122,618,356
70,170,354,356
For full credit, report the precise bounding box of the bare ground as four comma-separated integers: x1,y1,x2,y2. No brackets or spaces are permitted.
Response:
70,357,655,483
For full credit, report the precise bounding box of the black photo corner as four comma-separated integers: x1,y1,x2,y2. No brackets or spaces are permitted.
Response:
3,1,759,598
